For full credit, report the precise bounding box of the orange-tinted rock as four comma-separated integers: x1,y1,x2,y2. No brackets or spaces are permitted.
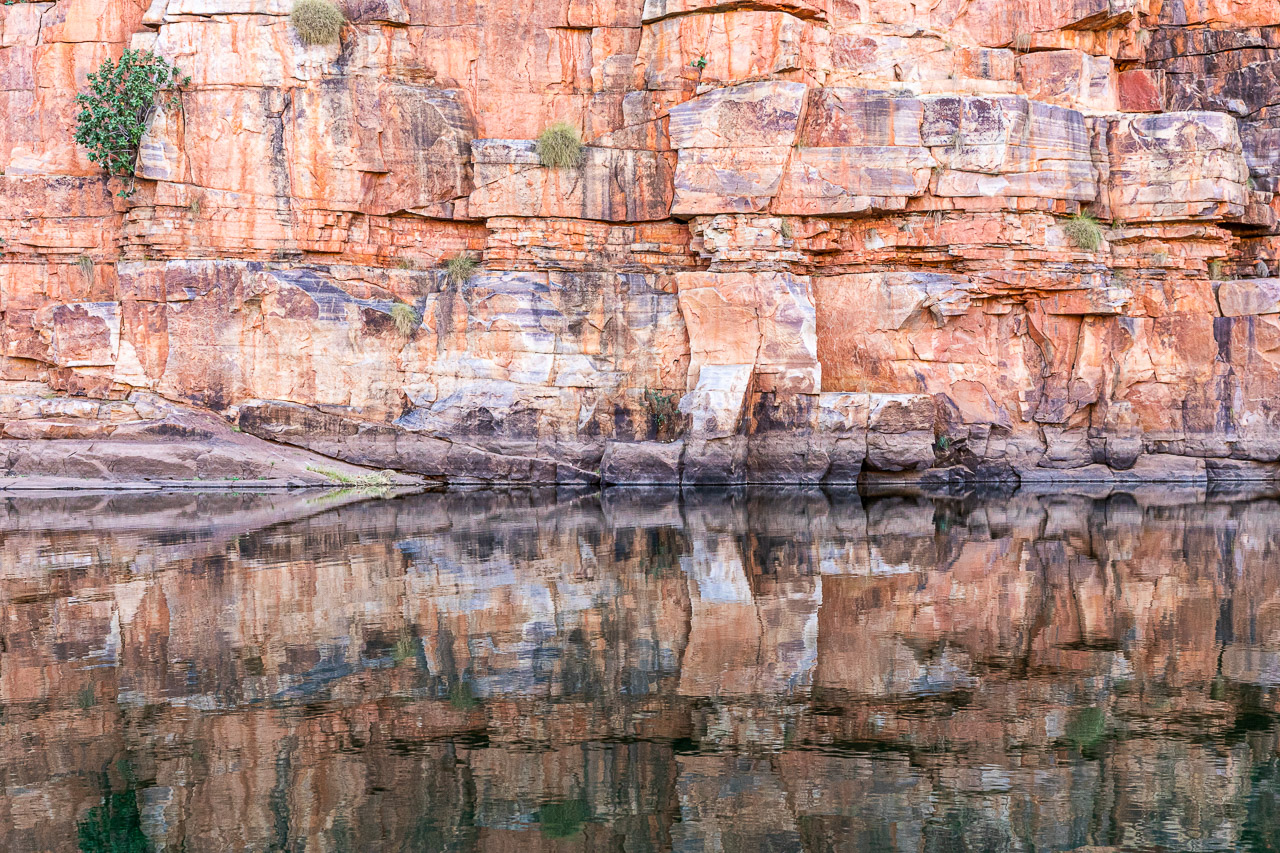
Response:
3,0,1280,485
1117,68,1165,112
1106,111,1249,221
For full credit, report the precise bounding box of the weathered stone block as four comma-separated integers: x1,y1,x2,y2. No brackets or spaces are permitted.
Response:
1218,278,1280,317
868,394,936,434
668,81,807,149
680,363,752,439
865,431,935,472
601,439,683,484
1107,111,1249,221
773,145,933,215
677,272,818,393
470,141,673,221
818,391,869,483
672,147,791,214
1117,68,1165,112
801,87,924,148
1016,50,1116,111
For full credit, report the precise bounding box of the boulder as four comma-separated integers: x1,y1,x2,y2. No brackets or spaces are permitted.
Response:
601,439,683,484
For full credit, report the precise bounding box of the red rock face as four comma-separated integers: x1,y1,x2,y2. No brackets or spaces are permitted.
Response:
2,0,1280,484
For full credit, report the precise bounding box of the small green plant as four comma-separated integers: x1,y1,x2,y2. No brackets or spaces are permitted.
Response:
290,0,345,46
391,302,419,337
1209,258,1228,280
392,633,417,664
76,254,94,282
691,55,707,71
188,197,201,217
444,254,479,285
306,465,393,487
75,684,97,710
779,220,793,240
643,389,680,439
537,798,591,839
536,121,584,169
448,680,479,710
1063,212,1102,252
393,257,416,270
74,49,188,196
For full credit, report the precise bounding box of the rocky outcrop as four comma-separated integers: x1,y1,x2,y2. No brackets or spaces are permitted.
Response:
4,0,1280,484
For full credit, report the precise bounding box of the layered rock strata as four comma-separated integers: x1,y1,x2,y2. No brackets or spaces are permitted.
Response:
4,0,1280,484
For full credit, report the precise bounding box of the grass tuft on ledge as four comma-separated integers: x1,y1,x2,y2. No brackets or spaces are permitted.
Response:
1063,212,1103,252
391,303,419,337
444,255,479,286
291,0,345,46
536,122,584,169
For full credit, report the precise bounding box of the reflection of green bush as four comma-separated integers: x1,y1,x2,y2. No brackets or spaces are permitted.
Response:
392,634,417,664
1067,706,1107,749
449,680,479,710
537,798,590,839
77,788,147,853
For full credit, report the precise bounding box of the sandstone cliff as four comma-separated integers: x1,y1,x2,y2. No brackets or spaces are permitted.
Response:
3,0,1280,484
5,489,1280,849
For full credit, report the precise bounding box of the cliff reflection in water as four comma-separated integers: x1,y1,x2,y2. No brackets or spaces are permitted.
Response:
4,488,1280,851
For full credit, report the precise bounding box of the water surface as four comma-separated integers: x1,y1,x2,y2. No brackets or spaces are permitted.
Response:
4,486,1280,851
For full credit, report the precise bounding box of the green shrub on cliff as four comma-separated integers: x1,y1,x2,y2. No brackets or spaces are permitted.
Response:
391,302,420,337
291,0,345,46
74,49,187,195
1063,212,1102,252
536,122,584,169
444,255,479,285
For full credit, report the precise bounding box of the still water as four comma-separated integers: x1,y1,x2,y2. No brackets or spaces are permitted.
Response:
4,486,1280,851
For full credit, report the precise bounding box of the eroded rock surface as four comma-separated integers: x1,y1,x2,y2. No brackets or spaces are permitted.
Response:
4,0,1280,484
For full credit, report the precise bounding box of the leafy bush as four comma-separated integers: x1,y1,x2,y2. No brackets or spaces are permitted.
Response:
74,49,187,195
536,122,584,169
291,0,345,46
643,389,681,439
391,302,419,337
444,255,479,286
1063,212,1102,252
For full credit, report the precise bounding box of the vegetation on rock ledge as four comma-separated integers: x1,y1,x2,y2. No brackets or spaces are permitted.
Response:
1063,212,1103,252
536,122,584,169
391,303,420,337
291,0,345,46
444,255,479,285
74,49,188,197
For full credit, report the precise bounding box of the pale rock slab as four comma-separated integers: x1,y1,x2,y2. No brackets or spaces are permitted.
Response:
1106,111,1250,222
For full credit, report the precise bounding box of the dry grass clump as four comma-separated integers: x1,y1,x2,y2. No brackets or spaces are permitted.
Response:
536,122,584,169
1063,212,1102,252
291,0,345,46
391,303,419,337
444,255,479,285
